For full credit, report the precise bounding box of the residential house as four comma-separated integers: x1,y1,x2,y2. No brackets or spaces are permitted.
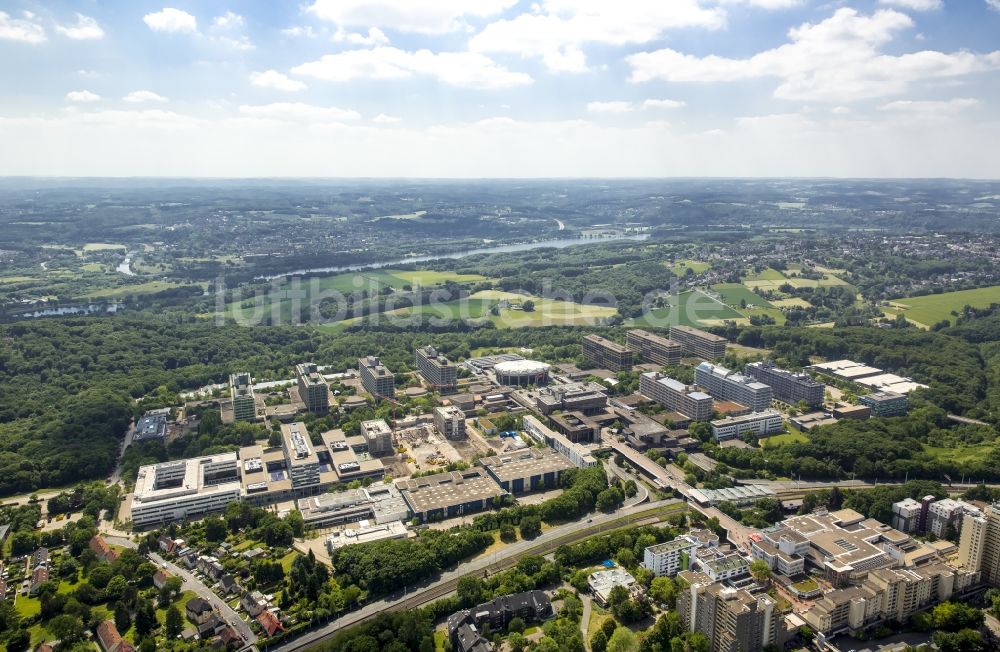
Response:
158,534,177,554
153,570,172,590
96,620,136,652
241,591,269,617
186,597,214,625
256,610,284,637
219,574,239,596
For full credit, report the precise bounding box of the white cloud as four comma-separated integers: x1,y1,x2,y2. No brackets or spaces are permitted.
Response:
988,0,1000,11
66,90,101,102
291,47,533,89
373,113,401,123
306,0,516,34
643,99,686,109
334,27,390,46
214,34,254,50
143,8,197,33
878,0,943,10
238,103,361,122
831,106,851,114
55,14,105,40
879,97,979,113
720,0,801,7
0,10,46,43
282,25,318,38
586,101,634,113
250,70,308,92
77,69,104,78
469,0,725,72
213,11,244,30
627,8,1000,102
123,90,168,103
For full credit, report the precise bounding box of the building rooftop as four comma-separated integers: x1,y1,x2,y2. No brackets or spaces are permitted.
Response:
670,324,728,342
583,334,631,354
479,448,574,482
396,469,506,514
646,536,698,556
133,452,240,507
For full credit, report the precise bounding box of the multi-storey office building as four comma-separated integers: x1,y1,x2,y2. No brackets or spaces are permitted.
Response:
695,362,773,412
745,361,824,408
582,334,634,372
296,362,329,414
639,371,713,421
479,448,573,494
415,346,457,391
360,419,394,456
434,405,466,439
669,325,727,360
859,391,909,417
229,372,257,422
131,453,242,528
282,422,321,491
359,356,395,398
710,410,784,442
533,381,608,415
643,536,700,577
521,415,599,468
626,329,682,365
677,570,779,652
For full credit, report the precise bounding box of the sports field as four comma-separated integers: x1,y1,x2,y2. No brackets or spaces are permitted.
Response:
886,285,1000,328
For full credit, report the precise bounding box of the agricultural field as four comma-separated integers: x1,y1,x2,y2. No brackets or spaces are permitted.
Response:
710,283,772,308
82,242,127,252
83,280,205,299
221,269,489,323
742,266,851,291
629,289,742,328
885,284,1000,328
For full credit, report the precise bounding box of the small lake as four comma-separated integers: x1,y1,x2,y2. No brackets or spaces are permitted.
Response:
17,303,124,319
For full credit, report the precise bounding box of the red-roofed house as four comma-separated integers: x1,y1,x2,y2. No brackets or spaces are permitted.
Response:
90,535,120,563
153,569,172,589
255,610,284,637
96,620,136,652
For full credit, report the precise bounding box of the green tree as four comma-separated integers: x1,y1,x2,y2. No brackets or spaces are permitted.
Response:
203,517,227,542
114,601,131,633
649,576,677,608
48,614,85,644
607,627,639,652
749,559,773,584
165,604,184,639
519,515,541,539
590,629,608,652
134,598,158,638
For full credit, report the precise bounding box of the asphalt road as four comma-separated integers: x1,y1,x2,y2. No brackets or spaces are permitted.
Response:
103,534,256,645
149,551,258,645
270,499,682,652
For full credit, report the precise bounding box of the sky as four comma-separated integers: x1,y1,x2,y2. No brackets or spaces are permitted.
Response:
1,0,999,178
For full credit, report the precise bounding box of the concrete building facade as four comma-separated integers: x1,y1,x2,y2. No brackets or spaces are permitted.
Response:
626,329,682,365
678,570,779,652
296,362,329,414
415,346,457,391
669,325,727,360
745,361,824,408
582,334,634,372
710,410,784,442
695,362,773,412
359,356,395,398
229,372,257,422
434,405,466,440
639,371,713,421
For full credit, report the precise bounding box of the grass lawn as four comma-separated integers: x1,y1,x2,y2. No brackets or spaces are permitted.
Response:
389,270,487,286
711,283,773,308
760,431,808,448
15,595,41,617
923,442,996,465
587,608,614,640
83,280,202,299
81,262,105,272
0,276,37,284
771,297,811,309
279,550,300,573
82,242,127,251
744,267,786,281
792,578,819,593
886,285,1000,328
434,629,448,652
629,289,742,328
666,259,710,276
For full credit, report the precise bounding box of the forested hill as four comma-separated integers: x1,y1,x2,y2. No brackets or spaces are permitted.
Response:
1,308,998,496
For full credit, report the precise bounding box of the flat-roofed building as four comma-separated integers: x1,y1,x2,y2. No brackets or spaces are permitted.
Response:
533,381,608,415
322,429,386,484
745,361,824,408
710,410,784,442
643,536,700,577
751,527,809,577
833,404,870,420
859,391,908,417
695,362,772,413
134,409,169,441
229,372,257,422
434,405,466,440
359,356,395,398
130,453,241,528
298,482,409,528
479,448,574,494
669,325,727,360
927,499,981,538
677,570,779,652
790,411,839,431
891,498,923,533
397,469,506,523
296,362,329,414
282,422,321,492
360,419,394,456
548,411,601,443
521,415,599,468
582,334,634,372
639,371,713,421
627,329,682,365
326,520,409,554
415,346,457,391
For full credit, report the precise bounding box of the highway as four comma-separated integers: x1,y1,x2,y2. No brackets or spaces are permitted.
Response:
269,499,685,652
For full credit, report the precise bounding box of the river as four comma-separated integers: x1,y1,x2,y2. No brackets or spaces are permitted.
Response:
258,233,649,280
